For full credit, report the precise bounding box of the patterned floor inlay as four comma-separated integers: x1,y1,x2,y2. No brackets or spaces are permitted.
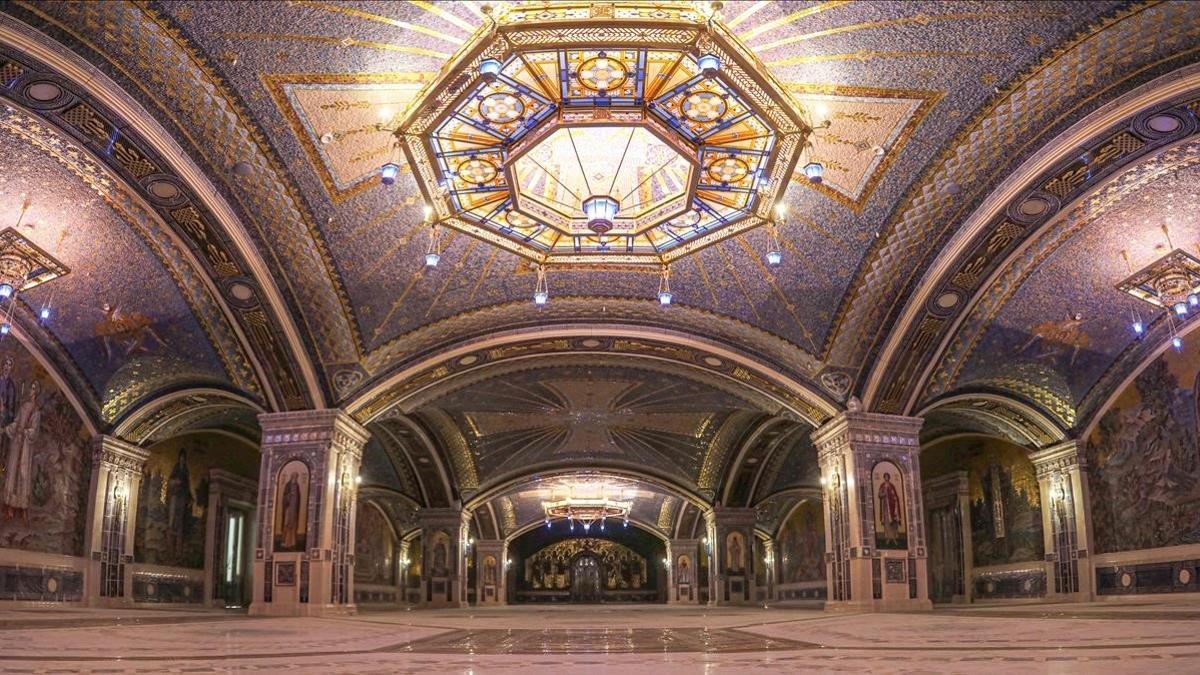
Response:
0,613,243,631
936,609,1200,621
397,627,816,654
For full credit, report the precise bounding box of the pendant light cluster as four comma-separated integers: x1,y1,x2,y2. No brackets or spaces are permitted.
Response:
1117,225,1200,352
0,197,63,337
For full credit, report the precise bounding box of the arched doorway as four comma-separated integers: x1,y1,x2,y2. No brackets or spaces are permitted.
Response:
570,554,602,602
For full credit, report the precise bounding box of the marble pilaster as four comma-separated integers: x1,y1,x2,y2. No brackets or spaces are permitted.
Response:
705,507,757,605
83,436,150,607
1031,440,1094,601
418,507,469,608
203,468,258,608
668,538,701,604
473,539,506,605
923,471,971,604
812,411,931,612
249,410,369,617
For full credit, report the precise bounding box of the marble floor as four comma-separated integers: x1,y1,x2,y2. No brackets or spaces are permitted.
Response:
0,601,1197,673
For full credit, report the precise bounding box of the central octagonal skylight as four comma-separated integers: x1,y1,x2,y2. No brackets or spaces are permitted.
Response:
395,3,810,265
511,126,693,236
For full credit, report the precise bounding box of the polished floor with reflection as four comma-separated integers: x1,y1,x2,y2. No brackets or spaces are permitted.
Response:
1,602,1199,673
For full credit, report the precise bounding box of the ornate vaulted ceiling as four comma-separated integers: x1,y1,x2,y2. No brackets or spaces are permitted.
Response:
0,1,1198,518
0,106,247,425
415,364,768,492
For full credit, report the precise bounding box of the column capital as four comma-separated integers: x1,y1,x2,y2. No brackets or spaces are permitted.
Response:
706,506,757,526
208,468,258,496
417,507,469,527
258,409,370,459
1030,439,1085,477
923,470,969,500
92,435,150,473
811,411,922,460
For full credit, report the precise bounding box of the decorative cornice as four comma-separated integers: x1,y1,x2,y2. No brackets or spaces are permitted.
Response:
1030,439,1085,478
707,506,758,527
811,410,923,457
416,506,469,529
93,434,151,472
922,470,969,500
258,409,371,455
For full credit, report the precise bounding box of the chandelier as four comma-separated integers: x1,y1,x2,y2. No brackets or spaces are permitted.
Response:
1117,225,1200,349
0,198,68,335
384,0,818,308
542,482,633,533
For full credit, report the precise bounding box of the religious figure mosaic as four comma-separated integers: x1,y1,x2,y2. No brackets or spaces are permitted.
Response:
353,502,396,585
872,461,907,550
0,348,89,554
273,460,310,553
136,433,258,569
777,500,825,584
922,438,1044,567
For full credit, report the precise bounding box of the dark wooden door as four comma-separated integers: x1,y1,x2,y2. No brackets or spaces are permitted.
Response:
571,556,601,602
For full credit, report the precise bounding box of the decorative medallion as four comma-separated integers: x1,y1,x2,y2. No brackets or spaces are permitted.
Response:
681,90,727,122
456,157,499,185
576,54,628,92
396,6,810,265
706,156,750,184
480,92,525,124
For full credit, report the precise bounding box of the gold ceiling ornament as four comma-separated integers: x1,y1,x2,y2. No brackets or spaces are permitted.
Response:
387,0,814,278
0,195,69,335
1117,224,1200,350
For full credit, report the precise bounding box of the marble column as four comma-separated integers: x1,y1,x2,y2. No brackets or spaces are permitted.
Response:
397,538,416,605
418,507,469,608
812,410,931,612
761,539,776,603
668,538,701,604
83,436,150,607
923,471,971,604
474,539,505,605
1031,440,1094,601
203,469,258,608
705,507,757,605
249,410,369,617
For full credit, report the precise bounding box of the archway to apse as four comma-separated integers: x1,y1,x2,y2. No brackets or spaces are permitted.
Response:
506,517,668,604
465,469,711,606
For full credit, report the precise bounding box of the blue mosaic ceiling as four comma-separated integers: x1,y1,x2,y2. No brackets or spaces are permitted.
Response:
0,124,235,422
931,152,1200,431
2,0,1199,440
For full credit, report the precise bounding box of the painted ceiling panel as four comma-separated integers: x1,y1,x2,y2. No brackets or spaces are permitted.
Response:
0,0,1195,439
0,0,1132,395
0,128,230,418
944,148,1200,426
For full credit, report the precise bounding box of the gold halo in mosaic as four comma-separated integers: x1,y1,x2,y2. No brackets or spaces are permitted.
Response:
681,90,727,123
706,156,750,184
457,158,499,185
576,56,628,92
480,92,525,124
